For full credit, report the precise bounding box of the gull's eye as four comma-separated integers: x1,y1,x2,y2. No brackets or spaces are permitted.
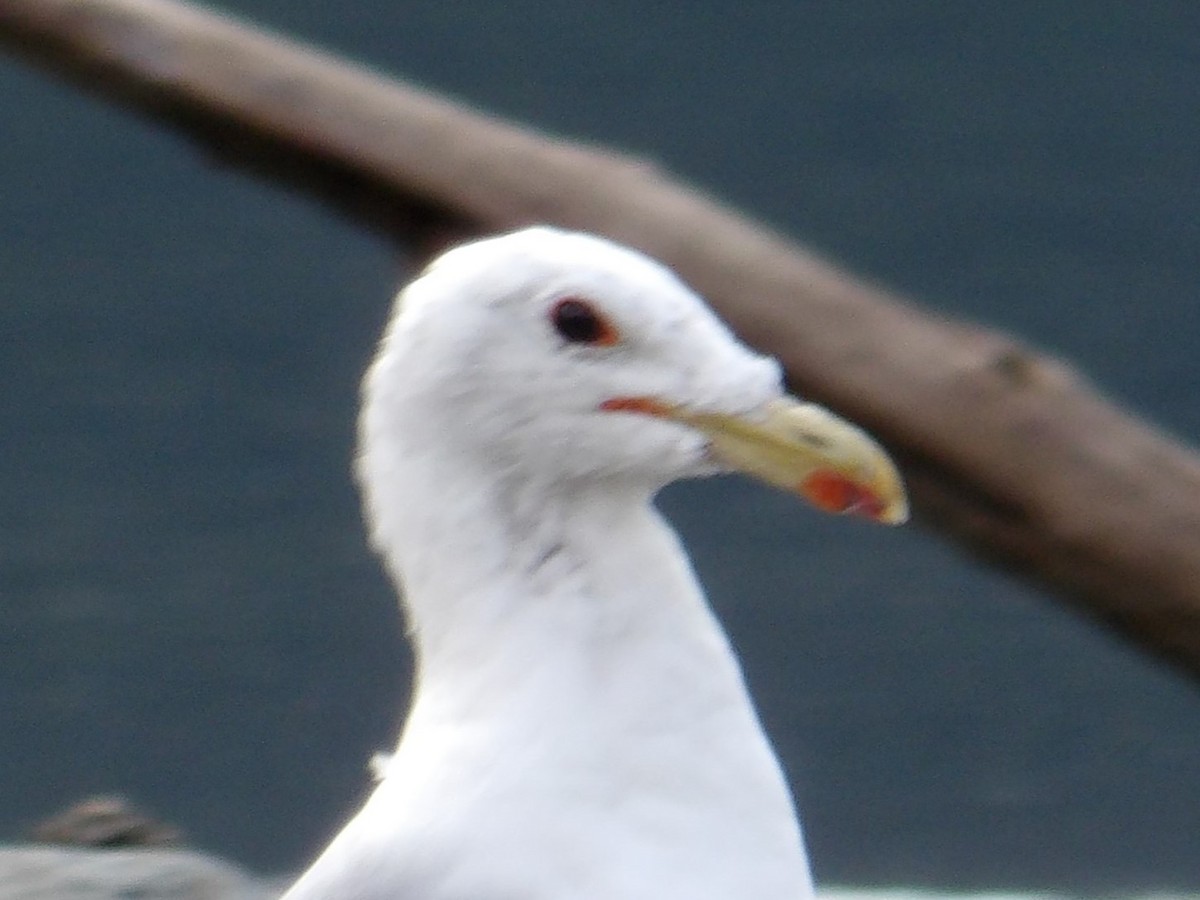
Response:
550,298,620,346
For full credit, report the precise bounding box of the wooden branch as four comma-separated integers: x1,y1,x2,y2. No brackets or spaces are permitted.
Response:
4,0,1200,679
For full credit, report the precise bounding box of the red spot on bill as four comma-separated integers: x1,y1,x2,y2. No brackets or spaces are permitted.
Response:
800,470,887,521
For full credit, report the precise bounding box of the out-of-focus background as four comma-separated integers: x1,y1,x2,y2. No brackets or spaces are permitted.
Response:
2,2,1198,894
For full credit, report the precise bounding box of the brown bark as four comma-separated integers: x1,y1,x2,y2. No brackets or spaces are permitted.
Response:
3,0,1200,678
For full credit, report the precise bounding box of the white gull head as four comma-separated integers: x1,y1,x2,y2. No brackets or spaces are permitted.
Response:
363,226,783,503
283,227,906,900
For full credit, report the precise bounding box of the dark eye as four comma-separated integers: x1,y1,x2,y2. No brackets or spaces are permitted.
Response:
550,298,620,346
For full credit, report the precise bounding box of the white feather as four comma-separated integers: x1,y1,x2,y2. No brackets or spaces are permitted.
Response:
282,228,813,899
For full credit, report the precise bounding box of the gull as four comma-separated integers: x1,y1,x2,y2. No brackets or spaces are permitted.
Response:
281,227,907,900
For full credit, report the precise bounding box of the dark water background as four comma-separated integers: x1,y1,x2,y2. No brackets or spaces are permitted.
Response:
2,2,1198,893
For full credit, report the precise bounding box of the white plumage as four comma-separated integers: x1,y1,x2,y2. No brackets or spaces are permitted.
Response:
282,227,906,900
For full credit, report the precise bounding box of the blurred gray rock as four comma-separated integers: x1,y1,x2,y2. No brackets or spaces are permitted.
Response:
28,795,180,849
2,846,1195,900
0,845,284,900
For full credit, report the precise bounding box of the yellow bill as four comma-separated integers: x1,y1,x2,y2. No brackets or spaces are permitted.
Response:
601,396,908,525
